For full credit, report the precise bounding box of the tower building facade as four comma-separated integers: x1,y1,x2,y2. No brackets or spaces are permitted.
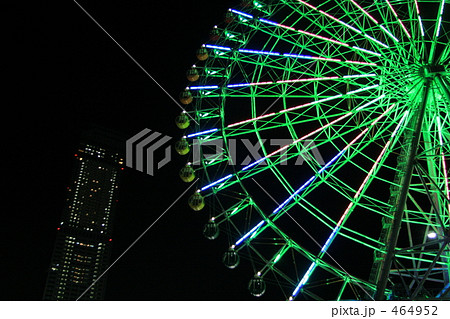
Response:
44,128,124,300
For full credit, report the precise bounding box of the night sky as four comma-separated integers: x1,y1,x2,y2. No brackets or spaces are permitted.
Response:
5,0,273,301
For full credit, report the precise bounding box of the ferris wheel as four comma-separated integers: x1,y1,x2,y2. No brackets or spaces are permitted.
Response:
174,0,450,300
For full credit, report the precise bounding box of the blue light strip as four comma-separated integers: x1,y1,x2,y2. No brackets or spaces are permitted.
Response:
320,227,339,253
203,45,373,67
436,283,450,298
272,176,316,214
283,53,313,59
242,156,268,171
318,149,346,173
292,262,317,296
238,48,281,56
201,174,233,191
188,85,219,90
235,220,266,246
227,83,251,88
204,44,232,51
259,18,279,26
186,128,218,138
230,9,254,19
204,45,313,61
272,149,346,215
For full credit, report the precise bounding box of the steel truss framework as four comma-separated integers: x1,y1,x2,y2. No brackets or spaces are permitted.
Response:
175,0,450,300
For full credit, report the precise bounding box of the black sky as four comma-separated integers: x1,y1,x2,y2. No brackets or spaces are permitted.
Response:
4,0,276,301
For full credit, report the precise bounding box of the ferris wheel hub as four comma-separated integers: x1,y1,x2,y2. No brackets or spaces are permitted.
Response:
420,65,446,79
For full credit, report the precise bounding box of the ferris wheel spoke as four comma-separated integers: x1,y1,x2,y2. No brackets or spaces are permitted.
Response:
300,0,409,65
271,103,400,219
247,180,375,300
195,78,417,196
197,99,387,194
228,7,402,64
299,1,388,49
262,115,405,221
220,51,339,84
429,0,447,63
235,105,402,248
435,117,450,216
195,80,386,143
345,0,391,39
439,45,450,65
347,0,379,25
194,109,362,176
189,74,379,101
258,16,349,48
272,108,405,225
287,110,410,299
382,1,426,63
190,108,354,161
413,0,426,39
225,84,382,128
384,0,413,40
226,110,350,139
227,187,375,298
228,9,351,58
204,43,380,71
289,197,387,256
245,228,367,299
345,0,419,64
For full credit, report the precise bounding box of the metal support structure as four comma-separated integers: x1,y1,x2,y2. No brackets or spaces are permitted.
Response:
374,79,432,300
435,75,450,106
410,239,449,299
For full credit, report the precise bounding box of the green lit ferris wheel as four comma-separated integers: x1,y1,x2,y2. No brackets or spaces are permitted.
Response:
174,0,450,300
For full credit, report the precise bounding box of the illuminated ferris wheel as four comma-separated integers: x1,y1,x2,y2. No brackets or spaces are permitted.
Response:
174,0,449,300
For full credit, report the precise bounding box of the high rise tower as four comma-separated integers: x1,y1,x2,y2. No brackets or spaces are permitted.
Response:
44,128,124,300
